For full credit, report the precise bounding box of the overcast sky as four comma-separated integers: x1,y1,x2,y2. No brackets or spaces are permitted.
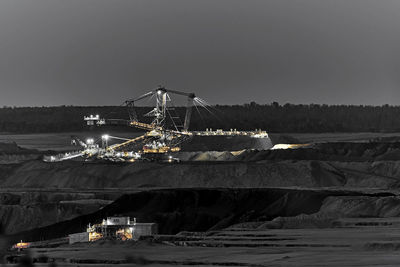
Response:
0,0,400,106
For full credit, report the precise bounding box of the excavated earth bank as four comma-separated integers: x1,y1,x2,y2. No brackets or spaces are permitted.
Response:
8,188,394,243
3,139,400,259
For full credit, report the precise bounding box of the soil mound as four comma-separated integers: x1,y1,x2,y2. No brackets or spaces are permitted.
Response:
269,134,301,145
0,142,21,153
4,157,400,190
0,191,116,234
254,195,400,230
257,213,336,229
0,142,42,163
1,160,351,189
232,142,400,162
319,196,400,218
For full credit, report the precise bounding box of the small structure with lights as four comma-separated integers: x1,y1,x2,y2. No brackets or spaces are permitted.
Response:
68,216,157,244
11,240,30,251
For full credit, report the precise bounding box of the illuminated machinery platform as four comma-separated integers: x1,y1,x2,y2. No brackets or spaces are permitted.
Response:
61,87,271,161
188,129,269,138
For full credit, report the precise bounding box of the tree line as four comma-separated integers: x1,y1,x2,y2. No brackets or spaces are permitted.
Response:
0,103,400,133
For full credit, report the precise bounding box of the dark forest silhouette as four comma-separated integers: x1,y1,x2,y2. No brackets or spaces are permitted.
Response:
0,102,399,133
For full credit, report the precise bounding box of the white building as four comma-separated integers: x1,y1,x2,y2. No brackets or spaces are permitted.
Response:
69,216,157,244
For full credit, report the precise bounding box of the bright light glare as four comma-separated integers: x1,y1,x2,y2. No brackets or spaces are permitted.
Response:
102,134,109,140
86,138,94,145
270,144,309,150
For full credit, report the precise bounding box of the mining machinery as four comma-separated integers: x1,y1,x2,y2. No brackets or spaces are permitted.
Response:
44,86,269,162
80,86,199,161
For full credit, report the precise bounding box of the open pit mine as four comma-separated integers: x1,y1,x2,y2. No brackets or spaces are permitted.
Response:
3,89,400,266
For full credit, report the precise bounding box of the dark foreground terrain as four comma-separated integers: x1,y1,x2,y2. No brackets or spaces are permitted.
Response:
3,133,400,266
22,222,400,266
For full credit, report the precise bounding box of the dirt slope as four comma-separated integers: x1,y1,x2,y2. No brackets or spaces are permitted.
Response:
0,160,348,189
8,188,392,243
0,191,114,234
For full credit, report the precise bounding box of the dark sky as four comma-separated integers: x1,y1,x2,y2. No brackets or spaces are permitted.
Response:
1,0,400,106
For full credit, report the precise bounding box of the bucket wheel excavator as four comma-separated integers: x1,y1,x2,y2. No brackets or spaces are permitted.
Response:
80,86,197,162
44,86,269,162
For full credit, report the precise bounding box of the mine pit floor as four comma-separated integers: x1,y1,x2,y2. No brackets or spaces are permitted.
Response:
9,218,400,267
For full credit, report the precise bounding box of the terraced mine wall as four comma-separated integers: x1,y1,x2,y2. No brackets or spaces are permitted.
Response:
8,188,393,244
4,157,400,190
0,191,115,234
3,140,400,245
